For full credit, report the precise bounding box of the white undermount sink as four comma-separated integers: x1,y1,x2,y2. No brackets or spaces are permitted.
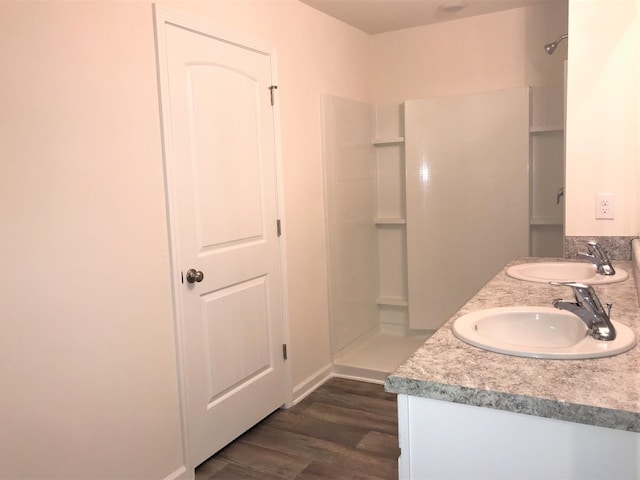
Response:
452,306,636,359
506,262,628,285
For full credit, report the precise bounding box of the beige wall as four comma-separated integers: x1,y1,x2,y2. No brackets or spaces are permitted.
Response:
0,2,184,478
565,0,640,236
371,2,568,104
0,0,370,478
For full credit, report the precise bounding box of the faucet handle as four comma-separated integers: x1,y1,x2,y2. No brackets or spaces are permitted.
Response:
577,241,616,275
552,282,616,341
584,241,612,262
577,241,596,259
550,282,599,307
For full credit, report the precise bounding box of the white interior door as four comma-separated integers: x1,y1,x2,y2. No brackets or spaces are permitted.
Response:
157,16,286,467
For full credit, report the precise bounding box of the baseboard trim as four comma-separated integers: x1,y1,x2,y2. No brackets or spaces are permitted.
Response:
163,466,191,480
291,363,333,405
332,364,388,384
290,361,397,408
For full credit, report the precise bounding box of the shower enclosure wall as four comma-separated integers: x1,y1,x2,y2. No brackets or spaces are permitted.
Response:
322,95,426,381
321,86,565,380
404,87,531,330
320,95,378,355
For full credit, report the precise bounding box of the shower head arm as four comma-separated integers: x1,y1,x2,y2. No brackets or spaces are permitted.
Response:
553,34,568,44
544,33,568,55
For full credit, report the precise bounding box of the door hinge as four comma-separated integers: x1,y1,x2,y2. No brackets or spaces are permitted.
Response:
276,219,282,237
282,344,288,360
269,85,278,106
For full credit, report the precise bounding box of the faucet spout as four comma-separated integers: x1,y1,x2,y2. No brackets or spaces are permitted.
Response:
551,282,616,341
577,241,615,275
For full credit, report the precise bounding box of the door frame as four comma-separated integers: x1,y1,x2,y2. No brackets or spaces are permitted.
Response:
152,5,292,473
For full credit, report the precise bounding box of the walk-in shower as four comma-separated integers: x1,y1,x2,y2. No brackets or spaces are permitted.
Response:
545,34,568,54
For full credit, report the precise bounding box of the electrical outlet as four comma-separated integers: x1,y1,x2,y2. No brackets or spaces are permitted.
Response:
596,193,615,219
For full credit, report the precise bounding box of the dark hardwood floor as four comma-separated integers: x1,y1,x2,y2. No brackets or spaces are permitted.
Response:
195,377,399,479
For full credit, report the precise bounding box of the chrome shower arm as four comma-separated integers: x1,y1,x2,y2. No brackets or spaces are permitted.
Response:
544,34,568,55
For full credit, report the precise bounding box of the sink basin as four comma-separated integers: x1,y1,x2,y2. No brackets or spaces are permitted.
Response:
506,262,628,285
452,306,636,359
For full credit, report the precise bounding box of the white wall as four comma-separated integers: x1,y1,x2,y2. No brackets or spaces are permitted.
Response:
371,2,568,104
565,0,640,236
0,0,371,478
0,2,184,478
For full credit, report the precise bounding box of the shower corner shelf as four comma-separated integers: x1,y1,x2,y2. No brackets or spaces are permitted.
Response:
372,137,405,146
530,125,563,134
376,297,409,307
374,217,406,225
530,217,563,226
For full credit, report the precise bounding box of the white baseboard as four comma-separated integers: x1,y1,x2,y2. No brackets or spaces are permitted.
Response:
290,363,333,405
332,364,388,384
289,362,391,408
163,466,191,480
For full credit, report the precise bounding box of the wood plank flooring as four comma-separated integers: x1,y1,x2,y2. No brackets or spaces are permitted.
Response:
195,377,399,480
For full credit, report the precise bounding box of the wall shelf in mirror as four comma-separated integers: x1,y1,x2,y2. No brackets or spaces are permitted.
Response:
372,137,404,146
376,297,409,307
530,217,563,226
375,217,406,225
530,125,563,134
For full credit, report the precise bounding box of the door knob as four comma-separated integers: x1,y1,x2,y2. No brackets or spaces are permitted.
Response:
186,269,204,283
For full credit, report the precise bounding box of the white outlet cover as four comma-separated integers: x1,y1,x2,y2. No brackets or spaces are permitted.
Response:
596,193,615,219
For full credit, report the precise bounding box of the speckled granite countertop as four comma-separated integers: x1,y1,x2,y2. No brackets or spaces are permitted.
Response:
385,258,640,432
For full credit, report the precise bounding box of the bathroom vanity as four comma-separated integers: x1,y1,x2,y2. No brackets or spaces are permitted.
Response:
385,248,640,479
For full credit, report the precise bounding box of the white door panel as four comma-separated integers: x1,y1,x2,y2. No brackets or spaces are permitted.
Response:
188,64,264,247
158,18,285,468
200,276,271,402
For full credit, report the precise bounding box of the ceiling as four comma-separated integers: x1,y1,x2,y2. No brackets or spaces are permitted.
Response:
300,0,556,34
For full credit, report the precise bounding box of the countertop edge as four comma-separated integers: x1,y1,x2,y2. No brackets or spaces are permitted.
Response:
385,375,640,432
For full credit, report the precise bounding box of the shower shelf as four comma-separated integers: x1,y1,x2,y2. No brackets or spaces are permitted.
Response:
530,217,563,226
530,125,563,134
374,217,406,225
372,137,404,146
376,297,409,307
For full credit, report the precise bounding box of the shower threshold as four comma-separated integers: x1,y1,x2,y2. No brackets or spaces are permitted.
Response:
333,328,433,383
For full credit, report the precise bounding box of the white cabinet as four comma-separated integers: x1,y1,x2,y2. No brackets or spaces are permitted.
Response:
398,394,640,480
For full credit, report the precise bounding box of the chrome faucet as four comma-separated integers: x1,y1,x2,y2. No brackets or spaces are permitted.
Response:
576,241,615,275
552,282,616,341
